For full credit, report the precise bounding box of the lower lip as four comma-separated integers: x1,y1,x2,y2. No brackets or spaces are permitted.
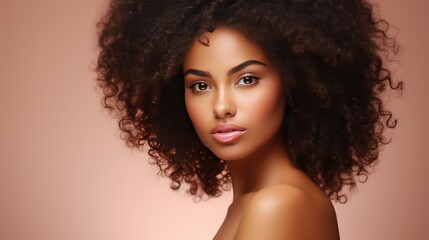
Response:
211,130,246,143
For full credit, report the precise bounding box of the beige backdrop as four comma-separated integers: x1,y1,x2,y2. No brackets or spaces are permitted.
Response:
1,0,428,239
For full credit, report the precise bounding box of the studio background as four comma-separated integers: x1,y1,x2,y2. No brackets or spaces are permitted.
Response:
1,0,428,239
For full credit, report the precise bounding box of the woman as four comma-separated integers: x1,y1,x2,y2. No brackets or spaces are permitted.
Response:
96,0,402,239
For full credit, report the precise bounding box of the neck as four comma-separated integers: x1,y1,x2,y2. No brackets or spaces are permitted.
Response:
226,133,294,201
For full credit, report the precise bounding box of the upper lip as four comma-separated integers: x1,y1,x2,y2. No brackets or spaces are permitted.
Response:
210,123,246,134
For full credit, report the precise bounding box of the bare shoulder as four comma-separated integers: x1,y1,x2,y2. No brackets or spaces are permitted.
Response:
234,184,339,240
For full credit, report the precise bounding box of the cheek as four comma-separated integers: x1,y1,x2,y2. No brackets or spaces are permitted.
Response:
242,87,286,125
185,95,209,130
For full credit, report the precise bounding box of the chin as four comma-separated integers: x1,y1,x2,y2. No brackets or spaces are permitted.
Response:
209,147,251,161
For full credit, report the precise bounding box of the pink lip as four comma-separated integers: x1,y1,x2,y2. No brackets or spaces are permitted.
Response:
211,123,246,143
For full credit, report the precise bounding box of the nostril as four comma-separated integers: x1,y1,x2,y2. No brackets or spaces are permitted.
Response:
213,105,236,119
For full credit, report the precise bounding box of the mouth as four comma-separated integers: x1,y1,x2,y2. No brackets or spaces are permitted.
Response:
210,123,246,144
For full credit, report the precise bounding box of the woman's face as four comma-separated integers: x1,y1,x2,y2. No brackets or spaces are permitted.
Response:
183,26,286,161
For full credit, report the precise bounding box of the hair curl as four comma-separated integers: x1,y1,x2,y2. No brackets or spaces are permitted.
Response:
96,0,402,202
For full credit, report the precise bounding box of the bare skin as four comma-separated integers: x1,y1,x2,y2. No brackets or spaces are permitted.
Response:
183,26,340,240
213,132,339,240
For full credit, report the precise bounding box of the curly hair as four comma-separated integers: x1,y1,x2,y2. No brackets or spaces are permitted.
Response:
96,0,402,202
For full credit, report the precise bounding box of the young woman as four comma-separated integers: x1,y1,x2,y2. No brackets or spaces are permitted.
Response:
96,0,402,239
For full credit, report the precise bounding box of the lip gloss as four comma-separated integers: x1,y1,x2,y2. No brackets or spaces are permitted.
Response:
211,130,245,143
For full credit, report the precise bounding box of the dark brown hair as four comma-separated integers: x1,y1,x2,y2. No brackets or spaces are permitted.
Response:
96,0,402,202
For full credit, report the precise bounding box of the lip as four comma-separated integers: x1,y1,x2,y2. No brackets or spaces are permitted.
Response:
210,123,246,144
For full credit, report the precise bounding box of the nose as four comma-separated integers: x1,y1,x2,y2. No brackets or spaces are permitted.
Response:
213,88,236,119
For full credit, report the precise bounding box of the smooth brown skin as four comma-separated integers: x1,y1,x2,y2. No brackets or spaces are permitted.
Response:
183,27,340,240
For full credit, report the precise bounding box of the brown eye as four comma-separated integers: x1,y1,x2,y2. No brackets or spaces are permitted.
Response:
190,81,211,92
237,76,260,86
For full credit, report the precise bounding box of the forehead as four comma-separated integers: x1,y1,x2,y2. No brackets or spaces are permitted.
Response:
183,26,269,71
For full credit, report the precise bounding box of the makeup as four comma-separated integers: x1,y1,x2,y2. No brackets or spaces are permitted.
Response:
183,26,286,161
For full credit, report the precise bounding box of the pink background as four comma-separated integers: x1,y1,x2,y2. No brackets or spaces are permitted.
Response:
0,0,428,239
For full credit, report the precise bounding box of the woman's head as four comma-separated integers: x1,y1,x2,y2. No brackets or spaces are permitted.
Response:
184,26,287,161
97,0,402,202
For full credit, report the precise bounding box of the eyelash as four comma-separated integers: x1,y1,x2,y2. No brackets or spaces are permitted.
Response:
236,75,260,86
188,75,260,92
189,81,211,92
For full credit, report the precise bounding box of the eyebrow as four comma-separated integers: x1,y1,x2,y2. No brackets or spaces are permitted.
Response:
183,60,267,78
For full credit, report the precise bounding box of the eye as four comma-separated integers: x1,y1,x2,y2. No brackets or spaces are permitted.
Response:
236,75,260,86
190,81,211,92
